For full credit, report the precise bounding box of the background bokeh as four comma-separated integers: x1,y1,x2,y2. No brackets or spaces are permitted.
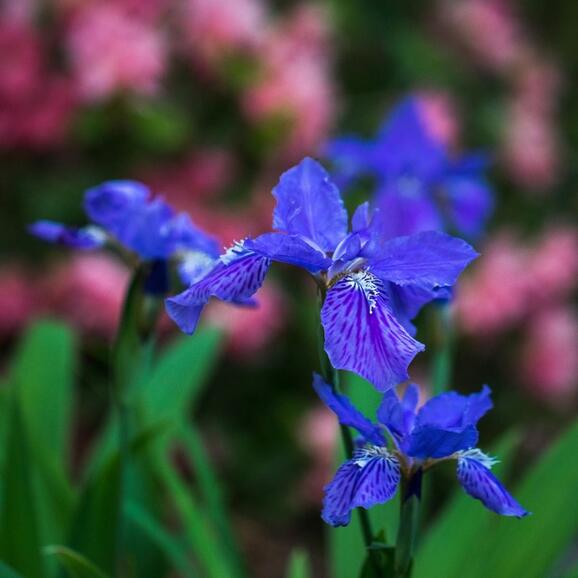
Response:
2,0,578,576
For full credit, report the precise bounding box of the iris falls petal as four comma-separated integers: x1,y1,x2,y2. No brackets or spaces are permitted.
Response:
322,449,401,526
457,453,529,518
321,271,425,392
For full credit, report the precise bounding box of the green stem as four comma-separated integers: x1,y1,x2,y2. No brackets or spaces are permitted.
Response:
111,264,161,576
430,301,454,395
394,472,422,578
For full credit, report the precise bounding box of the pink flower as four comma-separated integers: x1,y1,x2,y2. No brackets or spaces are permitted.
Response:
298,405,338,503
526,227,578,304
415,90,460,149
242,5,336,157
0,266,36,337
67,3,167,101
441,0,523,72
519,307,578,401
179,0,265,66
43,254,129,340
204,282,287,359
455,234,530,336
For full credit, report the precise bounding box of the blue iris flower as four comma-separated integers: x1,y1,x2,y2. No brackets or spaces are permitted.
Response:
313,374,529,526
30,180,220,293
326,97,494,239
166,157,478,392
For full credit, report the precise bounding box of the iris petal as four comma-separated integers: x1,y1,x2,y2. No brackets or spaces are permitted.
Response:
166,246,270,334
312,374,385,445
321,271,425,392
322,450,401,527
272,157,348,252
29,221,105,250
244,232,331,273
368,231,478,291
457,454,529,518
403,425,478,459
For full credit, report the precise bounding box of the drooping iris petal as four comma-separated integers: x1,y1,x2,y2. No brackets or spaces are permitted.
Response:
403,425,478,459
457,454,529,517
29,221,106,249
165,246,271,334
321,271,425,392
372,97,447,182
244,232,332,273
377,383,419,439
312,373,385,445
272,157,348,252
84,180,149,232
443,176,494,239
368,231,478,291
415,386,493,430
322,449,401,527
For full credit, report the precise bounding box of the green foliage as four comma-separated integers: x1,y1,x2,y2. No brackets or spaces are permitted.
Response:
285,549,312,578
44,546,109,578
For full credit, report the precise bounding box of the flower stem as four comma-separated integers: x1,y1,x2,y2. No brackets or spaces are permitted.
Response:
111,264,161,576
394,471,423,578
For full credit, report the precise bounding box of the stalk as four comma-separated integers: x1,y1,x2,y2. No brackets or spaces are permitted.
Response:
394,471,423,578
430,301,454,395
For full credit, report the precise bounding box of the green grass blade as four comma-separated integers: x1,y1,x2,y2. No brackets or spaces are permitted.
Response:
0,562,26,578
44,546,110,578
125,502,197,578
285,548,312,578
180,425,246,578
0,400,45,578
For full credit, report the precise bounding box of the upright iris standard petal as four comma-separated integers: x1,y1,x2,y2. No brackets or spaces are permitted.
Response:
325,137,374,187
29,221,106,250
371,182,443,240
84,180,149,232
244,232,332,273
377,384,419,439
403,425,479,459
457,453,529,517
368,231,478,290
321,271,425,392
312,374,385,445
444,176,494,239
272,157,348,252
415,386,493,430
372,97,447,182
165,245,271,334
322,448,401,527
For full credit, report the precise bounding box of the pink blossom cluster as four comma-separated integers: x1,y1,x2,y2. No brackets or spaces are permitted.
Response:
0,17,74,150
455,227,578,401
439,0,561,192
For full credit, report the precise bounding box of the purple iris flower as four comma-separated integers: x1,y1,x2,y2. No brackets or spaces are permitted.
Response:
166,157,477,392
326,97,494,239
314,374,529,526
30,180,220,291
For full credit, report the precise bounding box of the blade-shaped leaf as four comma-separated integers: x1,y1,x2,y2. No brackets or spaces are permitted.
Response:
0,400,45,578
285,549,312,578
0,562,26,578
44,546,109,578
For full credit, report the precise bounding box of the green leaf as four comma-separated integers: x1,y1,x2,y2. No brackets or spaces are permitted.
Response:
0,400,45,578
180,426,246,578
413,430,521,578
11,320,75,463
0,562,26,578
456,419,578,578
285,548,311,578
44,546,109,578
125,502,197,578
139,328,222,425
68,420,169,574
